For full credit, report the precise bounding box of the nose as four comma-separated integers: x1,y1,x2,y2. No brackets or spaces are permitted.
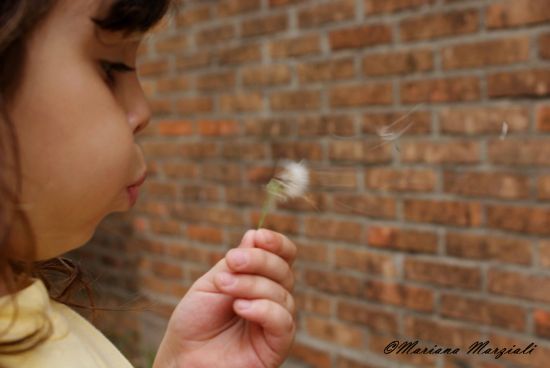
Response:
123,77,152,135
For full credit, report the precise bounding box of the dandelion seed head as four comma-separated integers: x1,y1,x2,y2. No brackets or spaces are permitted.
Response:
273,160,309,201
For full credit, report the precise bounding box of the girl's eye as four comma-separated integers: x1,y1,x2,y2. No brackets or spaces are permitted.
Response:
100,60,136,86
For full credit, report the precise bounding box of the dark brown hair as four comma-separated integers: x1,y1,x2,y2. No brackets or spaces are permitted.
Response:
0,0,174,356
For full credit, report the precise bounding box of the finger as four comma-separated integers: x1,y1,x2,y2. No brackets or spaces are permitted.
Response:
233,298,296,356
225,247,294,292
255,229,297,266
214,273,295,315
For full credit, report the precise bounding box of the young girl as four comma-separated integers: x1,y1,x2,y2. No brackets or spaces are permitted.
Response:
0,1,297,367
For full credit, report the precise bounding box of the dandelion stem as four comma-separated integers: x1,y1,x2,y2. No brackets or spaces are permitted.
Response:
257,180,282,229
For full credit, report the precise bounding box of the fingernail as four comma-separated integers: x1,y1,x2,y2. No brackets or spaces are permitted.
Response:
235,300,252,310
259,229,272,244
229,249,247,267
218,272,235,286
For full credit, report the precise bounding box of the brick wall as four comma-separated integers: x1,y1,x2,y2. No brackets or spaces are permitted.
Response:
77,0,550,367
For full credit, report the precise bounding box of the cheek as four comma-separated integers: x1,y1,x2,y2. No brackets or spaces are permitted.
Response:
12,70,135,222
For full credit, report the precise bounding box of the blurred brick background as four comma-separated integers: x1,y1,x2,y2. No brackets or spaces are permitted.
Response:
71,0,550,367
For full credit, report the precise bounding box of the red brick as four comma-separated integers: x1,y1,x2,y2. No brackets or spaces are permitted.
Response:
150,260,183,279
534,309,550,338
400,10,478,41
330,83,393,107
404,258,482,290
401,140,480,164
329,24,392,50
181,184,220,202
404,316,482,350
306,316,365,348
243,65,291,87
365,168,436,192
446,232,532,265
333,193,396,219
294,240,329,264
487,0,550,29
198,120,240,136
162,161,198,179
197,24,236,45
196,71,236,91
297,58,355,83
270,0,308,7
440,106,529,135
295,290,331,316
175,5,211,27
404,199,482,227
336,355,387,368
337,301,398,334
440,294,526,331
540,241,550,268
270,90,321,111
540,32,550,59
157,75,191,93
171,204,245,227
304,218,362,243
365,280,434,312
219,44,262,65
334,248,397,276
536,104,550,132
365,0,435,14
248,212,299,234
138,59,170,77
271,142,323,160
304,269,362,297
488,69,550,98
367,226,438,254
202,163,242,183
443,171,530,200
149,219,182,236
241,13,287,37
155,34,189,54
362,49,433,76
156,120,194,136
289,342,331,368
186,224,224,244
487,334,549,368
175,96,213,114
298,0,356,28
297,114,355,136
220,92,263,113
489,268,550,303
401,76,480,103
270,35,321,58
362,111,432,135
217,0,261,17
143,180,178,200
487,205,550,236
309,168,358,190
179,142,219,159
488,138,550,166
329,140,392,164
220,142,267,160
244,117,294,137
175,51,212,71
539,176,550,200
442,37,529,69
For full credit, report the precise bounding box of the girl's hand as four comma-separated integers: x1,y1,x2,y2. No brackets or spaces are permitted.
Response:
153,229,297,368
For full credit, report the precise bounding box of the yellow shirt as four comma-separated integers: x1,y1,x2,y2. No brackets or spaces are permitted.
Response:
0,278,133,367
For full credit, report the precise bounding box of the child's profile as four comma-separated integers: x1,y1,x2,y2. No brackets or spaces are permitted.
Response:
0,1,297,367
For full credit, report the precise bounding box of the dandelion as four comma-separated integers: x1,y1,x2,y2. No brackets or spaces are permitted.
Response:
257,160,309,229
500,121,509,140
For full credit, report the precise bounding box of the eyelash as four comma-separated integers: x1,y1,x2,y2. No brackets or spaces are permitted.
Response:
100,61,136,86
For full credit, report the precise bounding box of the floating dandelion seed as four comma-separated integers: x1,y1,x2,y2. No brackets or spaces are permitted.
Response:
257,160,309,229
500,121,509,140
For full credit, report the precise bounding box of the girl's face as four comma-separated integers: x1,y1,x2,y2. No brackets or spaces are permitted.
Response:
6,0,151,260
